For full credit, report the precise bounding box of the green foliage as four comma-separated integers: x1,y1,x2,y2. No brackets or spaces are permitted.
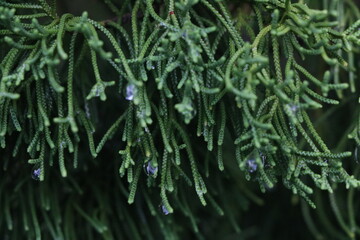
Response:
0,0,360,239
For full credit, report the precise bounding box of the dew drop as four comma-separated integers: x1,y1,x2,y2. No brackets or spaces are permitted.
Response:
287,103,299,113
144,161,158,177
259,152,266,166
144,126,150,133
247,159,258,173
160,204,170,215
31,167,41,181
355,146,359,164
125,83,136,101
60,141,66,148
95,88,100,97
85,102,91,118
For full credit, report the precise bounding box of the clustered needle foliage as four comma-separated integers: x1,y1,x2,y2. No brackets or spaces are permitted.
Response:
1,0,360,239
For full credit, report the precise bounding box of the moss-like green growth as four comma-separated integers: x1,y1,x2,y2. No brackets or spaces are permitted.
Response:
1,0,360,239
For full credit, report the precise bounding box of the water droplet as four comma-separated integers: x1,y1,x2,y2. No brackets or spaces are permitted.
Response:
287,103,299,113
95,88,100,96
160,204,170,215
144,161,158,177
260,152,265,161
125,83,136,101
159,22,166,27
247,159,257,173
259,152,266,166
31,167,41,181
355,146,359,164
60,141,66,148
85,102,91,118
151,66,155,70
